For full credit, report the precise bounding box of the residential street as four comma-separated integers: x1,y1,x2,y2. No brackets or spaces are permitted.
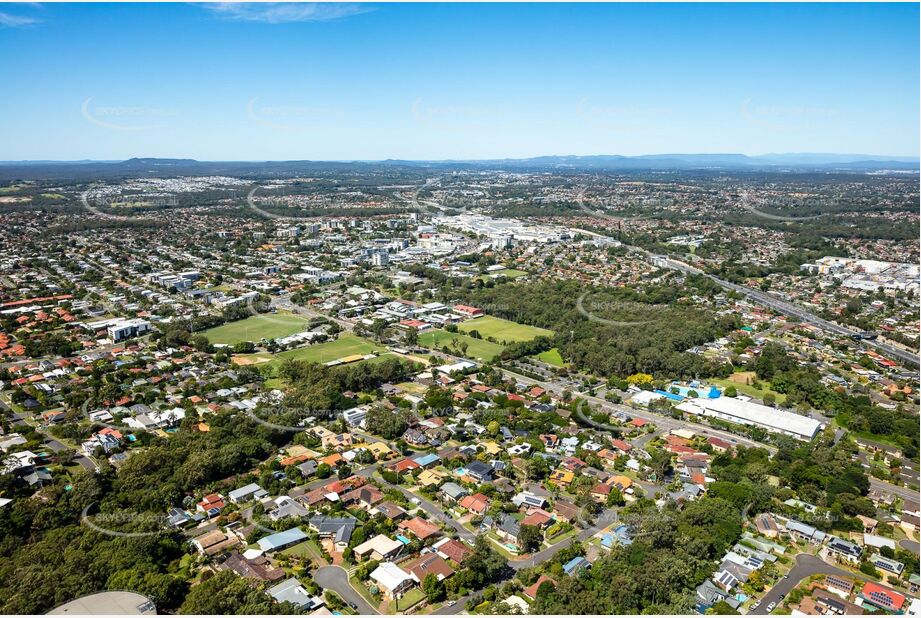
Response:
749,554,868,615
313,565,380,615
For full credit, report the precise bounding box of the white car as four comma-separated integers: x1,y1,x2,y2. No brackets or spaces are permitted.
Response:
445,600,456,607
410,497,422,506
766,602,776,612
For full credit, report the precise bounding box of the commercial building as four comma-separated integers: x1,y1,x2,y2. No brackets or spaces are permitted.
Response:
676,397,822,441
49,591,156,615
106,318,152,342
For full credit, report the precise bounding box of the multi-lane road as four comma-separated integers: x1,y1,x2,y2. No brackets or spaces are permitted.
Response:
652,254,919,368
495,364,775,454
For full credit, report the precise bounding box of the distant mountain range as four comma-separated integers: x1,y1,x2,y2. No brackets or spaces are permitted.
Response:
0,153,917,181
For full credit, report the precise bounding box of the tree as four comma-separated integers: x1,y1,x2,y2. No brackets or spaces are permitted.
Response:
526,457,550,480
422,572,445,602
518,525,543,553
460,535,510,589
723,386,737,398
647,448,673,481
364,407,412,440
178,571,294,614
606,487,625,507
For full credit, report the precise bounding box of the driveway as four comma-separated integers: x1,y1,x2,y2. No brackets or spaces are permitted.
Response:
313,565,379,614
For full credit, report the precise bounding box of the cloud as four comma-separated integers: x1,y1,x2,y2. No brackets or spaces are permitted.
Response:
0,10,41,27
204,3,370,24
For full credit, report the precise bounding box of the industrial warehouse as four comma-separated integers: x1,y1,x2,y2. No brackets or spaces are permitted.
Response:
676,396,824,441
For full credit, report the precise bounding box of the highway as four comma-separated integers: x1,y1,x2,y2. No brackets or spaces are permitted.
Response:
652,254,919,368
495,364,775,454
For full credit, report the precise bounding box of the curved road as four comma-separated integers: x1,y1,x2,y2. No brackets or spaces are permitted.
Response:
314,565,379,615
749,554,868,615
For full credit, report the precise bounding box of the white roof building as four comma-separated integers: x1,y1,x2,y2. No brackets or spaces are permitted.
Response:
370,562,415,598
676,397,822,441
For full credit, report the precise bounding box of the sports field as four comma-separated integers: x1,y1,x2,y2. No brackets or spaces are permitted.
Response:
458,316,553,344
419,329,505,361
232,334,386,368
277,334,384,363
202,313,310,345
477,268,527,282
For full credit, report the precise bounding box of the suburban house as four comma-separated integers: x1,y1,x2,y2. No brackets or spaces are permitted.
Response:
433,538,472,564
267,578,325,611
465,460,494,482
404,553,455,582
257,527,309,553
826,537,862,564
398,517,442,542
193,530,239,556
354,534,403,561
370,562,416,600
859,582,905,613
228,483,268,505
308,516,357,551
219,551,285,582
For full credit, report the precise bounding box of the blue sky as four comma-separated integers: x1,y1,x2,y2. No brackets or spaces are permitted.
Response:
0,2,917,160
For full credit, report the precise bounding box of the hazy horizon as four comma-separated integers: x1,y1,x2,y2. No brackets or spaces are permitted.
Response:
0,3,918,160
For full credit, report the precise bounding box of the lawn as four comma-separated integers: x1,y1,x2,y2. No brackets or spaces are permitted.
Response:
713,372,787,406
534,347,567,367
478,268,527,281
419,329,505,361
277,334,384,364
233,334,387,369
395,587,426,611
281,540,321,560
458,316,553,344
263,377,287,390
202,313,311,345
494,268,527,278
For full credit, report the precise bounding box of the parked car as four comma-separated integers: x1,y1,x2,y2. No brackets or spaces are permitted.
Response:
766,602,776,612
